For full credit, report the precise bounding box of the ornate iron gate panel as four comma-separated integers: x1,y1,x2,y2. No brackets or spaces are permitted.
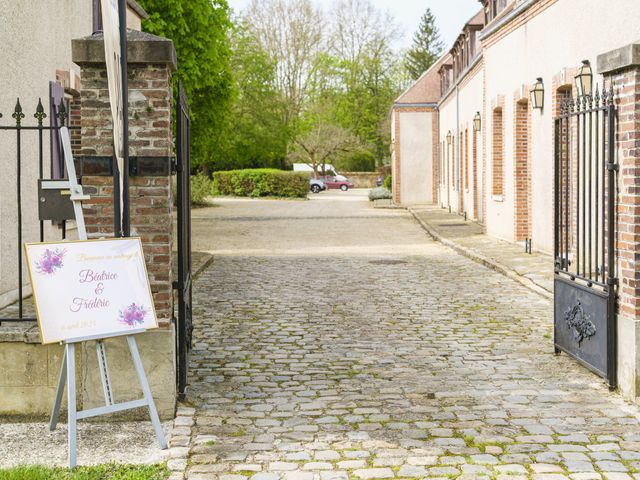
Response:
554,86,617,388
174,81,193,397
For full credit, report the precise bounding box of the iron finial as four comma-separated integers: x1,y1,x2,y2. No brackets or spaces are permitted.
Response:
12,98,25,126
608,84,614,105
56,99,67,126
34,98,47,125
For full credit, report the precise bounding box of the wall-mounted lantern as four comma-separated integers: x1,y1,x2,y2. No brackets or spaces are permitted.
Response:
446,130,452,145
575,60,593,98
473,112,481,132
530,77,544,110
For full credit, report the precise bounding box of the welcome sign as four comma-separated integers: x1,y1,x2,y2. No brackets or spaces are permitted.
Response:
25,238,158,344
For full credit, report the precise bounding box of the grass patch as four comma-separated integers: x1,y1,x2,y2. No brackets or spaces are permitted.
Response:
0,463,169,480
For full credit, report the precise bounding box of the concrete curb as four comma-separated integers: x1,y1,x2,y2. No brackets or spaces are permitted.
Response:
408,207,553,301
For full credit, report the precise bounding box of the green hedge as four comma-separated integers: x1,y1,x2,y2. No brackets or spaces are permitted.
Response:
212,169,309,198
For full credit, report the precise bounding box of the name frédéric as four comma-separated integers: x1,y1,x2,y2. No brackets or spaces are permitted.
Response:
69,269,118,312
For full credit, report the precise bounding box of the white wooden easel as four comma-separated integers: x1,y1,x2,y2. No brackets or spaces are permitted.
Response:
48,127,167,467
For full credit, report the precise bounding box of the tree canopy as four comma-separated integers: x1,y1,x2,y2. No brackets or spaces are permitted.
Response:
136,0,440,173
136,0,234,170
405,8,444,81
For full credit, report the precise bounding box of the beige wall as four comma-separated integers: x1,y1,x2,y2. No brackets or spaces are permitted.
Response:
0,1,93,307
482,0,640,252
438,63,484,221
398,111,434,205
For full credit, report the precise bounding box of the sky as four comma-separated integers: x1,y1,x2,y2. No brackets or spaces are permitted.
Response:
226,0,482,51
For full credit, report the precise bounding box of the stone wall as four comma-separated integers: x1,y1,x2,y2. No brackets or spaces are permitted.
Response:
341,172,379,189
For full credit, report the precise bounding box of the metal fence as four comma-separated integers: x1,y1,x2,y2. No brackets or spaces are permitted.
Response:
0,98,78,323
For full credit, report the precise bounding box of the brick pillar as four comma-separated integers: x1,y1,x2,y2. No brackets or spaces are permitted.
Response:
599,43,640,399
70,31,178,417
72,30,177,326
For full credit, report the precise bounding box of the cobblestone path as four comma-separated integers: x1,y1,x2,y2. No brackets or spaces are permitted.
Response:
178,193,640,480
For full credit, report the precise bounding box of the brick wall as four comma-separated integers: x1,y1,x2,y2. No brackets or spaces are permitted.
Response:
492,106,504,196
69,94,82,157
608,69,640,319
513,99,531,240
464,128,469,192
458,132,464,213
77,62,174,325
392,110,401,204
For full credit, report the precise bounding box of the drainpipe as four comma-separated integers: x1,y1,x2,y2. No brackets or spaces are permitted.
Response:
436,105,440,204
456,83,460,193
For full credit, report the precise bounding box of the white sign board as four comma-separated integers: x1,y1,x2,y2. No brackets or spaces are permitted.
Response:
25,238,158,344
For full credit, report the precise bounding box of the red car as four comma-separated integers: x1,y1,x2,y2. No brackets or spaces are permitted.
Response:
321,176,354,191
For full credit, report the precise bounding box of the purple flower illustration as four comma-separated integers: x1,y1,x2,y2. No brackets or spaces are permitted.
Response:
35,248,67,275
119,303,148,327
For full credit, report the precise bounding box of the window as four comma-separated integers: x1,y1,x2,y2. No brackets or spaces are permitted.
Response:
492,107,504,196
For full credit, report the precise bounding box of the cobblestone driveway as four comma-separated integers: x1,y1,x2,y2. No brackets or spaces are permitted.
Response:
179,191,640,480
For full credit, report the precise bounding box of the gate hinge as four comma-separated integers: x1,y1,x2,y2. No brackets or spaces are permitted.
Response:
170,157,178,175
607,162,619,172
172,280,181,290
607,277,619,286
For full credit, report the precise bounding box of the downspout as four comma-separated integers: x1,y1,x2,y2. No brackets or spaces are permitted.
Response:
456,83,460,194
436,105,440,205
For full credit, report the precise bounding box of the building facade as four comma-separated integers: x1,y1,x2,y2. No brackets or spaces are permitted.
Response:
395,0,640,250
393,0,640,400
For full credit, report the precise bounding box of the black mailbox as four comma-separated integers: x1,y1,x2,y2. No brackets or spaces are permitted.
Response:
38,180,75,221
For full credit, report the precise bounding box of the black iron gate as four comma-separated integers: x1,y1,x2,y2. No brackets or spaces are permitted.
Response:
174,82,192,397
554,85,617,388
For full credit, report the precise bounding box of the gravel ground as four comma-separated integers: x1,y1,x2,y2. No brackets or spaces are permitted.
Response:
0,420,172,468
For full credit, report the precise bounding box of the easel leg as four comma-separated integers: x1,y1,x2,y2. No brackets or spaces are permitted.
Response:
67,343,77,468
126,335,167,449
49,347,67,431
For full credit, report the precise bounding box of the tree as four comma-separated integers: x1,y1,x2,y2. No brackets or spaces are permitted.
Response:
244,0,325,132
405,8,444,80
326,0,403,165
137,0,234,171
288,105,362,178
217,21,290,171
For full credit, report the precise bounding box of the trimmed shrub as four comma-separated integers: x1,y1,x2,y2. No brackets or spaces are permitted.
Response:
369,187,392,201
190,173,214,205
383,175,392,190
213,168,309,198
